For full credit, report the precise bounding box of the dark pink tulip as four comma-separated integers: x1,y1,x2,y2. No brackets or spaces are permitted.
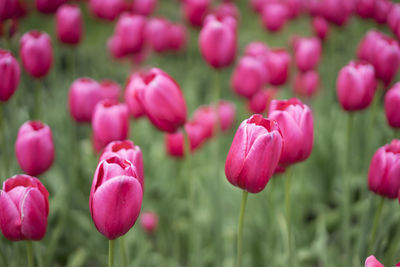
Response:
266,48,290,86
192,105,218,139
336,61,377,111
107,35,125,60
384,83,400,128
249,0,264,13
365,255,384,267
248,88,277,114
355,0,375,18
100,79,121,101
388,4,400,33
244,42,269,65
56,4,83,45
0,0,16,21
133,68,187,133
269,98,314,166
99,140,144,188
90,156,143,240
145,17,170,53
15,121,55,176
92,100,129,151
115,13,146,55
321,0,352,26
368,139,400,199
293,70,319,98
168,23,187,52
231,56,268,98
213,2,239,20
373,0,391,24
20,31,53,79
357,30,381,62
0,175,49,241
284,0,302,19
132,0,157,16
293,37,321,72
372,35,400,86
199,15,237,69
35,0,66,14
124,74,145,119
140,211,158,233
182,0,211,27
0,49,20,102
225,114,283,193
68,78,102,123
312,16,329,40
89,0,124,21
261,2,289,32
218,100,235,132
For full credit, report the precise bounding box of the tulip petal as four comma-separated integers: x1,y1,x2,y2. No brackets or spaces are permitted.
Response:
20,188,48,240
0,190,22,241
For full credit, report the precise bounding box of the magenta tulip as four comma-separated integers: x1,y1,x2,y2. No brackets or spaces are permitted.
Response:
168,23,187,52
124,73,145,119
312,16,329,40
261,2,289,32
35,0,66,14
365,256,384,267
293,37,321,72
15,121,55,176
182,0,211,27
373,0,391,24
285,0,302,19
0,175,49,241
0,49,20,102
132,0,157,16
89,0,124,21
269,98,314,166
249,0,264,13
357,30,382,63
212,2,239,20
90,156,143,240
145,17,170,53
225,114,283,193
244,42,269,65
266,48,291,86
320,0,352,26
140,211,158,233
56,4,83,45
218,100,236,132
293,70,319,98
107,35,125,60
100,79,121,101
115,13,146,55
355,0,375,18
192,105,218,139
372,35,400,86
388,4,400,34
248,88,277,114
385,83,400,128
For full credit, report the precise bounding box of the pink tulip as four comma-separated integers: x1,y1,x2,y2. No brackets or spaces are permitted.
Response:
90,156,143,239
266,48,291,86
140,211,158,233
15,121,55,176
0,0,18,21
293,37,321,72
312,16,329,40
368,139,400,199
0,49,20,102
372,35,400,86
107,35,125,60
35,0,67,14
261,2,289,32
168,23,187,52
365,255,384,267
269,98,314,166
385,83,400,128
199,14,237,69
373,0,391,24
320,0,352,26
212,2,239,20
192,105,218,139
56,4,83,45
182,0,211,27
0,175,49,241
357,30,382,63
115,13,146,55
248,88,277,114
225,114,283,193
133,68,187,133
244,42,269,65
284,0,302,19
89,0,124,21
355,0,375,18
249,0,264,13
145,17,170,53
293,70,319,98
336,61,377,111
92,100,129,151
99,140,144,188
20,31,53,79
124,73,145,119
218,100,236,132
100,79,121,101
132,0,157,16
388,4,400,34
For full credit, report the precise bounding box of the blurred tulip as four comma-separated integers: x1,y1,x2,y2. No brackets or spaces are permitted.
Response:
269,98,314,166
192,105,218,139
213,2,239,20
385,83,400,128
373,0,391,24
244,42,269,65
336,61,377,111
249,0,264,13
266,48,290,86
124,74,145,119
140,211,158,233
293,70,319,98
312,16,329,40
293,37,321,72
15,121,55,176
372,35,400,86
0,175,49,241
261,2,289,32
145,17,170,53
199,14,237,69
388,4,400,34
248,88,277,114
365,255,384,267
355,0,375,18
168,23,187,52
320,0,352,26
225,114,283,193
132,0,157,16
368,139,400,199
357,30,381,62
182,0,211,27
89,0,124,21
0,49,20,102
90,156,143,239
107,35,125,59
36,0,66,14
284,0,302,19
0,0,18,21
115,13,146,55
56,4,83,45
218,100,235,132
20,31,53,79
100,79,121,101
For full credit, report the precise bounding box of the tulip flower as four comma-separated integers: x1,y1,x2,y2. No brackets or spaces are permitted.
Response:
140,211,158,233
133,68,187,133
372,35,400,86
132,0,157,16
355,0,375,18
100,79,121,101
357,30,382,63
244,42,269,65
99,140,144,188
35,0,66,14
261,2,289,32
168,23,187,52
89,0,124,21
312,16,329,40
218,100,235,132
212,2,239,20
107,35,125,60
292,37,321,72
182,0,211,27
124,74,145,119
336,61,377,111
285,0,302,19
0,49,20,102
56,4,83,45
92,100,129,151
373,0,392,24
388,4,400,34
320,0,352,26
249,0,264,13
15,121,55,176
385,83,400,129
248,88,277,114
293,70,319,98
266,48,291,86
114,13,146,55
199,14,237,69
145,17,170,53
20,31,53,79
365,256,384,267
269,98,314,166
192,105,218,139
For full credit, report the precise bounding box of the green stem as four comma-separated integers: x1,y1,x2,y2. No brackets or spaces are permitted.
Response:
285,168,295,267
237,190,248,267
108,239,115,267
70,47,76,79
34,79,42,120
367,197,385,254
26,241,34,267
119,236,127,267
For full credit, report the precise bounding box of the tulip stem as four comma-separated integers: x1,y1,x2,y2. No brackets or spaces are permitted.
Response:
368,197,385,254
119,236,128,267
26,241,34,267
237,190,248,267
34,79,42,120
285,167,295,267
108,239,115,267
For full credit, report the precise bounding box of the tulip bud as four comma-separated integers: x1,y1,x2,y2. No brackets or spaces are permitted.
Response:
0,175,49,241
248,88,277,114
372,35,400,86
92,100,129,151
133,68,187,133
357,30,382,63
89,0,124,21
218,100,236,132
244,42,269,65
100,79,121,101
132,0,157,16
115,13,146,55
293,70,319,98
269,98,314,166
388,4,400,33
140,211,158,233
36,0,67,14
99,140,144,188
182,0,211,27
168,23,187,52
225,114,283,193
90,156,143,240
124,74,145,119
266,48,291,86
0,49,20,102
293,37,321,72
15,121,55,176
365,255,384,267
373,0,391,24
261,2,289,32
336,61,377,111
20,31,53,79
368,139,400,199
145,17,170,53
312,16,329,40
385,83,400,128
107,35,125,60
192,105,218,139
212,2,239,20
199,14,237,69
56,4,83,45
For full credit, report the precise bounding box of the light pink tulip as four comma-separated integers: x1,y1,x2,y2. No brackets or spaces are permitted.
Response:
140,211,158,233
293,37,321,72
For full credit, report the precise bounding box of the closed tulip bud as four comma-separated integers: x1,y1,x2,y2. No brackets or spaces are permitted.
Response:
285,0,302,19
68,78,103,123
336,61,377,111
36,0,66,14
218,100,236,132
140,211,158,233
89,0,124,21
225,114,283,193
100,79,121,101
368,139,400,199
0,175,49,241
373,0,391,24
249,0,264,13
107,35,125,60
293,70,319,98
213,2,239,20
100,140,144,188
312,16,329,40
90,156,143,240
199,14,237,69
15,121,55,176
248,88,277,114
321,0,352,26
92,100,129,151
145,18,170,53
132,0,157,16
388,4,400,33
124,74,145,119
266,48,291,86
365,256,384,267
269,98,314,166
293,37,321,72
244,42,269,65
0,0,17,21
168,23,187,52
385,83,400,128
261,3,289,32
182,0,211,27
357,30,382,63
355,0,375,18
372,35,400,86
192,105,218,139
133,68,187,133
20,31,53,79
115,13,146,55
0,49,20,102
56,4,83,45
